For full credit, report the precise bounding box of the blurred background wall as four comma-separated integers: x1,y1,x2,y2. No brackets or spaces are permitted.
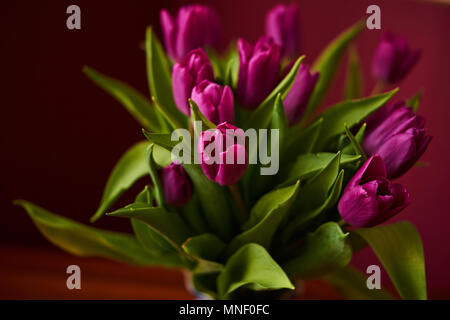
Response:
2,0,450,298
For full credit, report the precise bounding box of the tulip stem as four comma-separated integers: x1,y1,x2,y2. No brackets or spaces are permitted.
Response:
189,120,194,137
229,184,248,219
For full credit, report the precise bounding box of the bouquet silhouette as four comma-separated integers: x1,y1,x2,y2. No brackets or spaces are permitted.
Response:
16,4,430,300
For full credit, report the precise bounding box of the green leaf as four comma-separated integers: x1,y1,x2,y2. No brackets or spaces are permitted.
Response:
406,89,423,113
142,130,179,151
302,20,364,123
271,93,288,152
283,170,344,241
190,272,220,299
226,182,300,256
189,99,216,136
145,145,165,207
283,222,352,279
293,152,340,208
181,194,209,234
243,182,300,230
344,123,367,161
182,164,234,241
224,46,239,89
281,153,343,241
182,233,226,262
324,265,394,300
182,233,226,273
16,200,158,266
145,27,186,127
285,118,323,158
131,220,186,268
152,96,183,130
108,203,192,248
242,94,288,201
342,123,366,155
152,144,172,167
132,187,183,265
206,47,223,80
91,141,149,222
134,185,153,204
82,67,165,132
182,233,226,275
245,55,305,130
242,57,304,200
314,88,398,150
352,222,427,300
217,243,294,299
278,152,360,187
344,45,363,100
131,218,174,254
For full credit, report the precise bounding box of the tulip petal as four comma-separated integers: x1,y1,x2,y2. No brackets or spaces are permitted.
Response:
338,185,380,228
237,37,281,109
160,9,176,59
283,64,319,126
162,163,193,206
216,144,248,186
172,65,193,115
219,86,235,124
376,132,417,178
347,155,387,189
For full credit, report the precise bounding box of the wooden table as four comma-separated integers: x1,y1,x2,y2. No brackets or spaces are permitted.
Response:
0,244,340,299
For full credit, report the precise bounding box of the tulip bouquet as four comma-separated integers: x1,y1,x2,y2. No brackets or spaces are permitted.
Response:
17,4,431,300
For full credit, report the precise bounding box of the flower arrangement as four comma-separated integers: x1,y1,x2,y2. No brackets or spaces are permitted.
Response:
16,3,431,300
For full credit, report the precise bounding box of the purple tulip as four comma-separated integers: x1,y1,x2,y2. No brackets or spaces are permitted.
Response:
172,48,214,116
265,4,301,58
197,122,248,186
237,37,281,109
191,80,234,125
338,155,410,228
363,101,432,179
161,162,193,206
371,33,420,84
283,64,319,126
160,5,221,61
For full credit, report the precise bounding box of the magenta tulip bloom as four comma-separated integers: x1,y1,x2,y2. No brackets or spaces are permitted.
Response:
372,33,420,84
191,80,234,125
283,64,319,126
363,101,432,179
338,155,410,228
160,5,221,61
237,37,281,109
161,162,193,206
265,4,301,58
172,48,214,116
197,122,248,186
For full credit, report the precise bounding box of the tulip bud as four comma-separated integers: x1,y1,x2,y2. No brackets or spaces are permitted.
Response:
197,122,248,186
265,4,301,58
237,37,281,109
172,48,214,116
283,64,319,126
363,101,432,179
161,162,193,206
371,33,420,84
160,5,221,61
338,155,410,228
191,80,235,125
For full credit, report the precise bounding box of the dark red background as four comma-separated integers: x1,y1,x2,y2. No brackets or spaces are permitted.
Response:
2,0,450,298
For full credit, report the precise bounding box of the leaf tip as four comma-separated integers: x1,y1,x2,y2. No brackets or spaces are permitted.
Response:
12,199,23,206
